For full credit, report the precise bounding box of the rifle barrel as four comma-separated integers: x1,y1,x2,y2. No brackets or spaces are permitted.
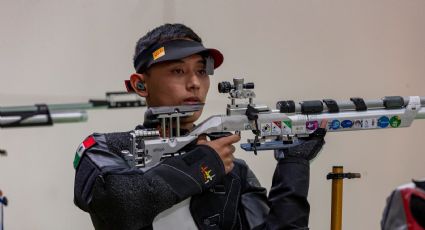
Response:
0,110,87,128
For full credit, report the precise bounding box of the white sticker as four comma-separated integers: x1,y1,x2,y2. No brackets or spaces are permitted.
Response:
292,125,306,134
362,118,377,129
260,123,272,136
353,120,363,129
281,120,292,135
271,121,282,135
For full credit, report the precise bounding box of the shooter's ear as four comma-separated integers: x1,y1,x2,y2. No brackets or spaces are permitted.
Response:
130,73,148,97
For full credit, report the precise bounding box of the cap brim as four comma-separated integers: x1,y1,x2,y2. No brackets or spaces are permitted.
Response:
148,46,223,70
135,40,224,73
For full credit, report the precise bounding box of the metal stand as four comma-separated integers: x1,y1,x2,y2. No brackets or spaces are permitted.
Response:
0,150,7,230
326,166,360,230
0,190,7,230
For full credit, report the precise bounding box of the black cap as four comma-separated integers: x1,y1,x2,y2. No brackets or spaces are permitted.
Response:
125,39,224,92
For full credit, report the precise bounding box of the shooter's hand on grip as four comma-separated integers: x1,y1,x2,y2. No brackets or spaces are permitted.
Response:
275,120,328,161
198,133,241,174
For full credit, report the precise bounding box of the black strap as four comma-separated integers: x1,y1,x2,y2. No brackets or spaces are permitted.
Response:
323,99,339,113
350,98,367,111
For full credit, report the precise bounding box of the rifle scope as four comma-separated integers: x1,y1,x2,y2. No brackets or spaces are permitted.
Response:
218,80,254,93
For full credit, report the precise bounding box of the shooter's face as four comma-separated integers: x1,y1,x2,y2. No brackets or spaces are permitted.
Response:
133,54,210,126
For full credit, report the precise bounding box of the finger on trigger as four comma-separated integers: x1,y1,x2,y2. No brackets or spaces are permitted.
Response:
218,134,240,145
232,134,241,143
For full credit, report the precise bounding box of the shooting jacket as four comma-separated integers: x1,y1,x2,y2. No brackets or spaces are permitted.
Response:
74,128,311,230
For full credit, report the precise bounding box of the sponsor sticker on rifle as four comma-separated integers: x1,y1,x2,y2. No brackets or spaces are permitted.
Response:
390,116,401,128
306,121,319,131
292,124,306,134
353,120,363,128
271,121,282,135
378,116,390,128
329,120,340,130
281,120,292,135
341,120,353,128
362,118,377,129
260,123,272,136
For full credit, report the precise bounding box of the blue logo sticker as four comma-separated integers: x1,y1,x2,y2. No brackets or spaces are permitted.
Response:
341,120,353,128
378,116,390,128
330,120,340,130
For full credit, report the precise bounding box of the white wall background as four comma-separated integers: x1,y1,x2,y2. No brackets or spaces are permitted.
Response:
0,0,424,229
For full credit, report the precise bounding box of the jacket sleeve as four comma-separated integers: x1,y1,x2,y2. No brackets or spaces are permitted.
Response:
239,157,310,230
73,132,225,230
265,157,310,230
239,164,269,229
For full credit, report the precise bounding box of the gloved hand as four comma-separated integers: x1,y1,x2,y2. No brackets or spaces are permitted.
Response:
274,120,327,161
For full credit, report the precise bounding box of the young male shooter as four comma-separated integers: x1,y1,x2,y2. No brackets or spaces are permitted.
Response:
73,23,327,230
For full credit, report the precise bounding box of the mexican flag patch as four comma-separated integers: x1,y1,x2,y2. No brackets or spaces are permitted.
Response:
73,136,96,169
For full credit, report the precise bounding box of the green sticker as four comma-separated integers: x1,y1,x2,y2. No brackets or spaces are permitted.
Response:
283,120,292,128
390,116,401,128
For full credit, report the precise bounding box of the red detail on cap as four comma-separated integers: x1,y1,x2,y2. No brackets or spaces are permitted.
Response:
125,80,135,93
208,48,224,69
401,188,425,230
83,136,96,149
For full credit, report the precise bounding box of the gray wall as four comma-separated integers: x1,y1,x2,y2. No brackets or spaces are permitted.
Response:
0,0,424,229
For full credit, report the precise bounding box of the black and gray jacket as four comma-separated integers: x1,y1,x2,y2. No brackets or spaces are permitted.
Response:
73,129,311,230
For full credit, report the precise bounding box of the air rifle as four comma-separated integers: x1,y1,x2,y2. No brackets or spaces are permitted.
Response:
0,92,146,154
124,78,424,168
0,92,146,128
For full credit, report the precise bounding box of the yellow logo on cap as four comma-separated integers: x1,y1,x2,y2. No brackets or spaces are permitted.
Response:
152,47,165,60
